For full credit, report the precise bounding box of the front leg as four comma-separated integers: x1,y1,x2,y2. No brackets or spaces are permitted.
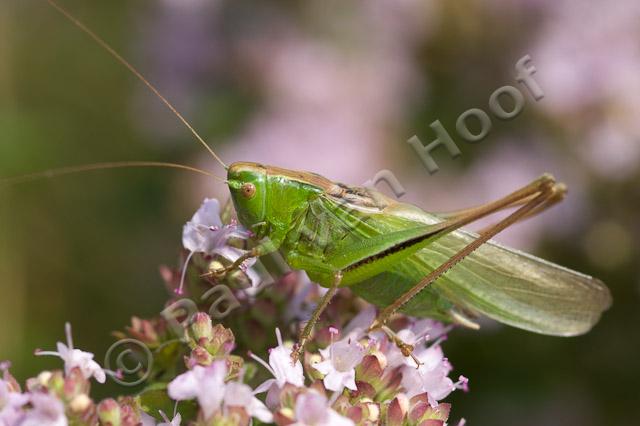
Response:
202,238,278,278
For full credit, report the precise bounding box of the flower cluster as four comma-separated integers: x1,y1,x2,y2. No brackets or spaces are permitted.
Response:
161,308,466,425
1,313,465,425
0,199,468,425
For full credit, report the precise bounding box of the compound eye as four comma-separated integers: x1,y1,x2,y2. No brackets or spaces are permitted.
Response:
241,182,256,199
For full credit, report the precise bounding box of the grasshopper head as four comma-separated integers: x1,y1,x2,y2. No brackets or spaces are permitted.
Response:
227,162,268,231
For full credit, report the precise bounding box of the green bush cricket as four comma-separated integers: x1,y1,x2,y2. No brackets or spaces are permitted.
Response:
224,163,611,362
7,1,612,364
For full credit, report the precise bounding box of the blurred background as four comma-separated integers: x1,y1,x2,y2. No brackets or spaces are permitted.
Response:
0,0,638,424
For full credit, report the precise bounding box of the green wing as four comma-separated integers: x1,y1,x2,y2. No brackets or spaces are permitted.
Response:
313,189,612,336
286,190,611,336
379,202,612,336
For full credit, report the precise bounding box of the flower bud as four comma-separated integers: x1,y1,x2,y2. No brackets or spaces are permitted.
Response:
355,353,385,387
98,398,121,426
186,346,214,368
347,400,380,424
346,406,364,424
386,393,409,426
408,401,429,423
305,353,324,381
226,355,245,379
274,407,295,425
119,398,142,426
208,259,226,276
364,400,380,423
376,367,404,403
1,367,21,394
126,317,160,345
44,371,65,396
37,371,54,387
218,406,250,426
69,394,92,413
190,312,214,344
278,383,302,410
64,367,90,399
207,324,235,356
407,394,450,425
351,381,376,400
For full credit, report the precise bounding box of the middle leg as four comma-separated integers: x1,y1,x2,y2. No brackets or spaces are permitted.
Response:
291,271,343,363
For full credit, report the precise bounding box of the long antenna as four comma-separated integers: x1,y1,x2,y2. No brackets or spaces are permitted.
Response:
1,161,225,186
44,0,227,170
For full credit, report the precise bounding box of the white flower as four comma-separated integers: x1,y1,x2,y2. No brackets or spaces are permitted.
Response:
178,198,255,294
157,411,181,426
404,319,450,343
20,392,67,426
182,198,223,252
0,404,24,426
292,391,354,426
0,378,28,410
224,382,273,423
182,198,250,255
35,323,106,384
341,305,377,341
251,329,304,394
385,319,450,370
0,378,29,425
167,361,273,423
400,344,467,406
313,336,365,392
168,361,226,419
284,272,330,322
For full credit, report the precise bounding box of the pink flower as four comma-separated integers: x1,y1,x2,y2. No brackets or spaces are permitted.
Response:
182,198,250,255
179,198,255,294
341,305,377,340
223,382,273,423
20,392,67,426
400,344,468,406
292,391,353,426
313,336,365,392
35,323,106,384
285,272,327,322
251,329,304,394
0,378,29,425
167,361,272,422
157,411,181,426
168,361,226,419
387,319,450,369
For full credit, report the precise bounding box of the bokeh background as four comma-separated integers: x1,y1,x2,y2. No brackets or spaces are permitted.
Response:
1,0,638,424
